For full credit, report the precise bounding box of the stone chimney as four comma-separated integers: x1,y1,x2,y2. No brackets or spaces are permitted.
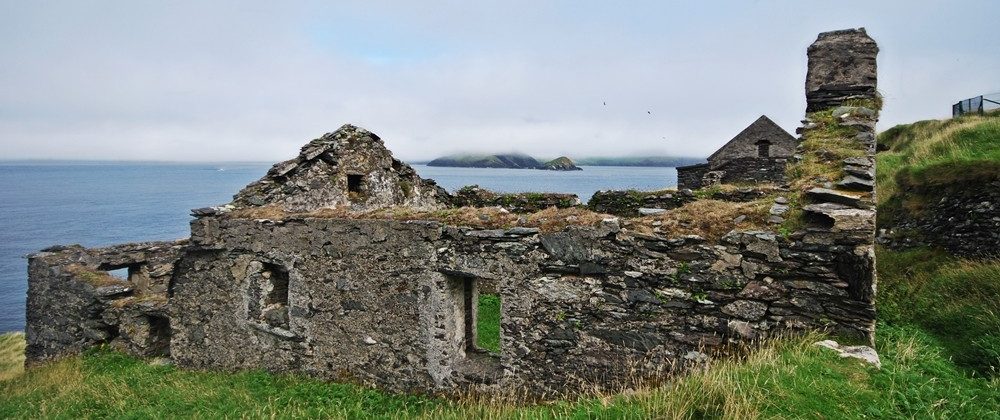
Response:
805,28,879,112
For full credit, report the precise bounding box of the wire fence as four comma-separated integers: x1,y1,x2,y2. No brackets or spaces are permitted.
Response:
953,92,1000,117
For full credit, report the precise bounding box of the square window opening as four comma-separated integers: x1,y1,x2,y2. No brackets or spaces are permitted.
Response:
100,263,141,282
347,174,364,194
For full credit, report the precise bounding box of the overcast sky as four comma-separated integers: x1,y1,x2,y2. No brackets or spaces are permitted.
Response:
1,1,998,162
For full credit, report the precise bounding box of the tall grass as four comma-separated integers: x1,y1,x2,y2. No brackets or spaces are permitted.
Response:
0,333,24,382
877,246,1000,374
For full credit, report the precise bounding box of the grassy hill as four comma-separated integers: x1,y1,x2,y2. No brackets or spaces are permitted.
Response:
876,110,1000,226
2,114,1000,418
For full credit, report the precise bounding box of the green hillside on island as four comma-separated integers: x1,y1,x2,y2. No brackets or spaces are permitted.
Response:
2,114,999,418
424,154,704,169
426,153,543,169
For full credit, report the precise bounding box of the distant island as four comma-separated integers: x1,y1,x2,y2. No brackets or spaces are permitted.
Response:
424,153,702,169
426,153,543,169
542,156,581,171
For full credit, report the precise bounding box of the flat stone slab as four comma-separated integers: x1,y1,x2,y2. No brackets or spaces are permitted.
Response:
838,175,875,191
843,165,874,180
803,203,875,231
638,208,667,216
806,188,863,208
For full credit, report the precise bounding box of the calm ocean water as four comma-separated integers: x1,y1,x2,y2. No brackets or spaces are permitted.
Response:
0,162,677,332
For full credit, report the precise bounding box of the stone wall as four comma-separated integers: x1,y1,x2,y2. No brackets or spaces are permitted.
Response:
174,213,876,395
676,164,709,190
717,157,788,185
451,185,580,213
880,180,1000,258
587,189,695,217
24,241,187,363
501,222,875,394
172,217,506,392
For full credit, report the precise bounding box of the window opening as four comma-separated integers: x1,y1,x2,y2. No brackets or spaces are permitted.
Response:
756,140,772,157
347,174,363,193
248,262,290,329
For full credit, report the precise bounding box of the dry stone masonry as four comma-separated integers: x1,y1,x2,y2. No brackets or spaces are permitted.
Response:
222,124,452,214
880,180,1000,259
676,115,797,190
24,28,880,397
452,185,581,214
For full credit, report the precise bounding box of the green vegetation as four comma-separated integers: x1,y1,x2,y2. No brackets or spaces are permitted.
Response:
476,294,501,353
0,333,24,382
878,111,1000,189
877,111,1000,225
426,153,542,169
542,157,582,171
785,106,867,190
877,246,1000,374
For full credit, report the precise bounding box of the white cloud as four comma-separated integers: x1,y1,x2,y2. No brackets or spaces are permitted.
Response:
1,0,998,162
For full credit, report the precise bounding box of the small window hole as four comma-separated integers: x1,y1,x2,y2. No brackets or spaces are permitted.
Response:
347,174,364,194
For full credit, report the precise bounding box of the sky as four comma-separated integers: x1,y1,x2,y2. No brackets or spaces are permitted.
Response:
1,1,998,162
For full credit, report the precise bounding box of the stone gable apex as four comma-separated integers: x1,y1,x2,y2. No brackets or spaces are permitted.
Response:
707,115,795,162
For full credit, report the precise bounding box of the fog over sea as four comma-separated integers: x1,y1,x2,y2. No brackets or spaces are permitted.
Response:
0,162,678,332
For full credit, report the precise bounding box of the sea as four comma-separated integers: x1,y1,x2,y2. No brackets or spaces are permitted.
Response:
0,162,678,332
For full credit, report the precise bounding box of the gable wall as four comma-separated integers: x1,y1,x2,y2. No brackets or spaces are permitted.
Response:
709,120,797,168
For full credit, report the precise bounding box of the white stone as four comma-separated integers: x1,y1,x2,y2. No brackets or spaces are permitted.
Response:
638,208,667,216
814,340,881,368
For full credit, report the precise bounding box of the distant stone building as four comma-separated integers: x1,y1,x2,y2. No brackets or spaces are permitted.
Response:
676,115,796,189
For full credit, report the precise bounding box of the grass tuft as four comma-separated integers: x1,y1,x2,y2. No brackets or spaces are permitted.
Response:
64,264,127,287
629,199,771,241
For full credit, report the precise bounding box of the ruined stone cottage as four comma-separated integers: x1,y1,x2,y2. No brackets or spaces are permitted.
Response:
676,115,797,190
25,28,880,397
